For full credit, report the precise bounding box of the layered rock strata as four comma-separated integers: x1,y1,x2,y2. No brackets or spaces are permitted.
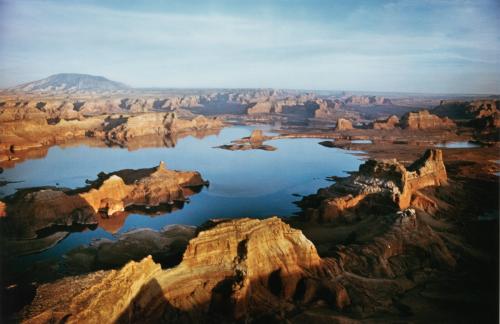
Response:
19,209,456,323
299,149,447,222
19,217,335,323
100,112,224,143
0,162,207,239
400,110,456,130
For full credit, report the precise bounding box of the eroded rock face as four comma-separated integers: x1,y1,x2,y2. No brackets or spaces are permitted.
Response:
102,112,224,142
19,209,457,323
20,217,332,323
299,149,448,222
373,115,399,130
400,110,456,130
1,162,207,239
336,118,353,131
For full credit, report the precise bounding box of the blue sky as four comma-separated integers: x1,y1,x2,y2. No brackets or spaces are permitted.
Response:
0,0,499,93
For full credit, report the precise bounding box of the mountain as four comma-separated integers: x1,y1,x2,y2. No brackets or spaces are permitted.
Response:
11,73,129,92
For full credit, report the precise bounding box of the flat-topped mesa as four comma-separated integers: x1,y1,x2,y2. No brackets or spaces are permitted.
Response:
21,217,343,323
300,149,448,222
102,112,224,141
1,162,207,239
400,110,456,130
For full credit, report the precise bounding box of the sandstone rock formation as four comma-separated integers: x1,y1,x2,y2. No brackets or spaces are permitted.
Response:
1,162,207,239
433,99,500,134
400,110,456,130
217,129,277,151
101,112,223,143
313,99,344,119
433,99,499,120
18,209,457,323
19,217,338,323
299,149,448,222
373,115,399,130
336,118,353,131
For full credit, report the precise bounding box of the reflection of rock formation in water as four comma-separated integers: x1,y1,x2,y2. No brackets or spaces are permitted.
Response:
99,112,224,143
217,129,277,151
0,110,224,168
298,149,447,222
0,162,207,240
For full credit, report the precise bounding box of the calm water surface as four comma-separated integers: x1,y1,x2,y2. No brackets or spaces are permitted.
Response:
435,141,480,148
1,126,362,265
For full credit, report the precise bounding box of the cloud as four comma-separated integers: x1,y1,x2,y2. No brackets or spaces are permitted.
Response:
0,0,498,93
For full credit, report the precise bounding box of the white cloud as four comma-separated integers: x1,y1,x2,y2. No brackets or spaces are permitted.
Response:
0,0,498,93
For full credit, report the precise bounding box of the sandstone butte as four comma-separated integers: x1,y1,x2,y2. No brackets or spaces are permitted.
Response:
336,118,353,131
19,211,455,323
1,162,207,239
372,115,399,130
20,217,328,323
300,149,448,222
400,110,456,130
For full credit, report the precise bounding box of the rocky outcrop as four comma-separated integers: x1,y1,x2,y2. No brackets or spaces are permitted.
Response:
400,110,456,130
101,112,223,143
217,129,277,151
336,118,353,131
313,99,344,119
19,208,458,323
0,110,224,166
433,99,499,120
1,162,207,239
0,116,105,159
373,115,399,130
299,149,448,222
433,99,500,133
20,217,337,323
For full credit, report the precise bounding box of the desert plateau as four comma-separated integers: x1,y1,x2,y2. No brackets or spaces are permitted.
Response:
0,1,499,323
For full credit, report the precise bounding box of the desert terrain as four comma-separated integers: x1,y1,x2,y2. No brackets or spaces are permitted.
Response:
0,74,497,323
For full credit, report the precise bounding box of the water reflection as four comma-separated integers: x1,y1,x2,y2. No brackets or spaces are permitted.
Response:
435,141,480,148
1,126,362,272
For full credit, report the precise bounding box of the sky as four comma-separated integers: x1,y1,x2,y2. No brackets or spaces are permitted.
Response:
0,0,499,93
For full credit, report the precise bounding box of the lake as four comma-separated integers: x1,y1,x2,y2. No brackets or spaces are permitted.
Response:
1,126,362,268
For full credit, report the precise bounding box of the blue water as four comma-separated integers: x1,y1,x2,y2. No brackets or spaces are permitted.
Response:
1,126,362,264
435,141,480,148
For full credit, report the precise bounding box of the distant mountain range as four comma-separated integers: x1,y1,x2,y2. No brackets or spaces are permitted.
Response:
11,73,129,92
